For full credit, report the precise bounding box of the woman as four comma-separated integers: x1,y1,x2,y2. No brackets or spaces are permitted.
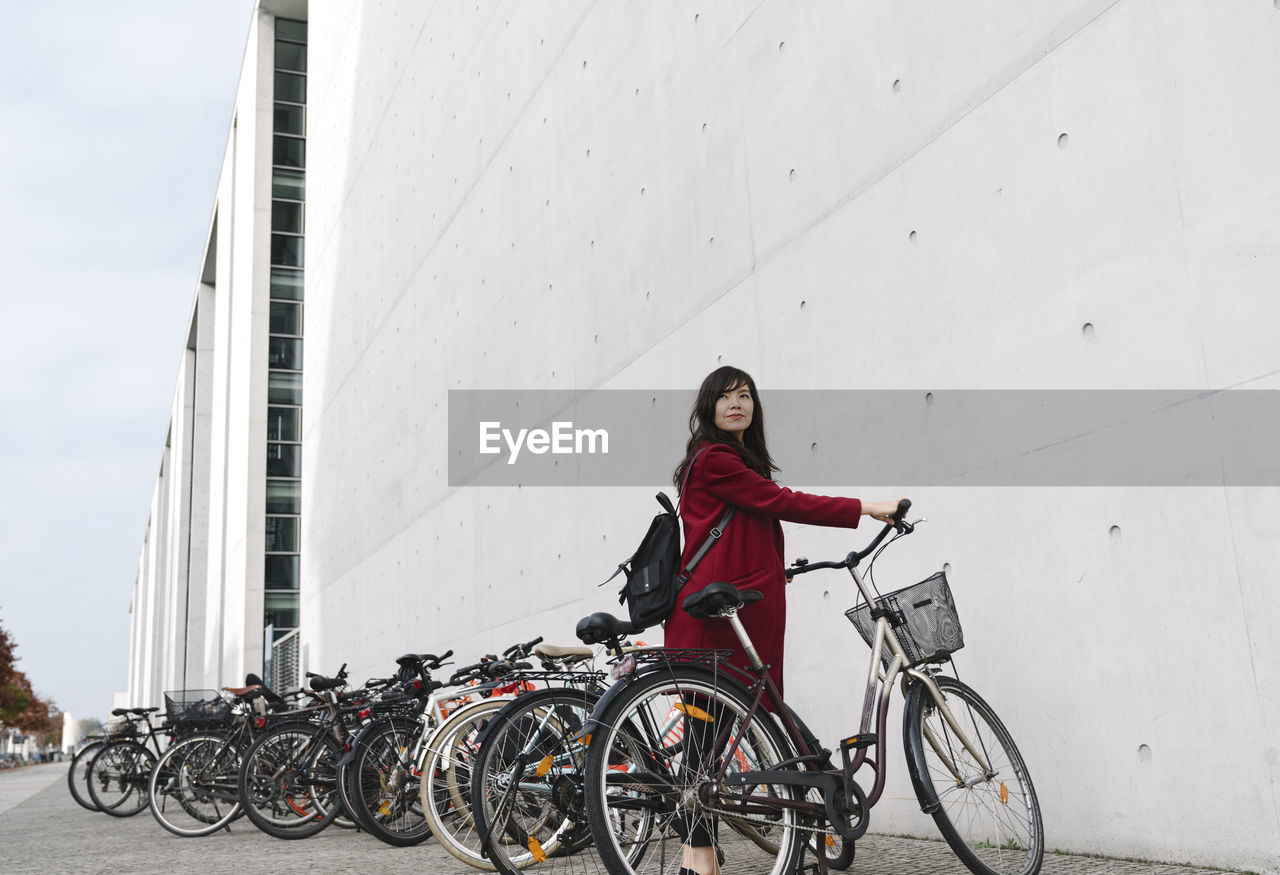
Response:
665,365,902,875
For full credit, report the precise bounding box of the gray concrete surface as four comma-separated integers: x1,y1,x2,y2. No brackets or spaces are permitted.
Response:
0,762,1246,875
0,760,68,815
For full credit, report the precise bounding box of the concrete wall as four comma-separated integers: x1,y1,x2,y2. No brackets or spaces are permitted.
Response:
301,2,1278,870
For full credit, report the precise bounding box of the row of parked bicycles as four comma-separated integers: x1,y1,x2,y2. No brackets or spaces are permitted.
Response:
67,505,1043,875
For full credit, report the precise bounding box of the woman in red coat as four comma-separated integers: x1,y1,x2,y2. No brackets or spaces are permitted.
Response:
664,366,901,874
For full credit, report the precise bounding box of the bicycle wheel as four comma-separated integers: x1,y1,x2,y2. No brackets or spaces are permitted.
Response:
149,733,243,837
347,715,432,846
904,675,1043,875
87,740,157,817
67,740,105,812
418,697,512,870
471,687,604,874
239,721,344,839
582,666,803,875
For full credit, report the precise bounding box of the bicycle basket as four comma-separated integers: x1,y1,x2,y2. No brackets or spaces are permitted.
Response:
164,690,232,727
845,571,964,668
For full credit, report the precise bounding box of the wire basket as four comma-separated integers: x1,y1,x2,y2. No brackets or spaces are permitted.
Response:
164,690,232,727
104,717,137,738
845,571,964,668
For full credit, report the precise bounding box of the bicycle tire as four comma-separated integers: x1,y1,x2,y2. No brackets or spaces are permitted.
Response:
346,715,432,846
67,740,106,812
87,740,157,817
903,675,1043,875
148,732,243,837
470,686,604,874
238,721,344,840
582,665,804,875
418,697,513,870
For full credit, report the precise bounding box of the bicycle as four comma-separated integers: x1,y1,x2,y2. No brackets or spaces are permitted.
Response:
147,681,294,837
237,665,356,839
85,706,171,818
67,733,108,811
574,500,1043,875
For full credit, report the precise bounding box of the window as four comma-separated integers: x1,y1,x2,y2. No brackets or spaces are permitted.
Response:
271,202,303,234
270,267,303,300
273,135,305,168
274,72,306,103
274,102,305,135
265,516,298,552
265,555,300,590
268,337,303,370
272,169,305,200
267,406,300,442
271,234,303,267
267,15,307,650
266,480,300,514
275,41,306,73
268,373,302,404
269,301,301,337
267,443,301,477
264,593,299,629
276,18,307,41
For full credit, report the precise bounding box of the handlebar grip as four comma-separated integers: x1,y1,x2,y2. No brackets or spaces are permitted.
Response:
893,498,912,533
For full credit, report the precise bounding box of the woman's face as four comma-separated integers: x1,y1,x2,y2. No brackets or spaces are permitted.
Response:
713,382,754,441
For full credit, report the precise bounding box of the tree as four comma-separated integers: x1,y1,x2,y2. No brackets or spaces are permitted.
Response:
0,618,57,741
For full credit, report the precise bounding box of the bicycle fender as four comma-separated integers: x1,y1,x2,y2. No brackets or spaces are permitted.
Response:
901,681,940,815
573,663,755,744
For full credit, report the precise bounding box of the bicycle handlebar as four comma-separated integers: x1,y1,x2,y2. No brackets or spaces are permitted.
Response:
503,636,545,660
788,499,914,577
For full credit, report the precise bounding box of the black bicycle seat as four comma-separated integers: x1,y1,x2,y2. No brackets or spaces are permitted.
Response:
682,582,764,619
575,612,641,645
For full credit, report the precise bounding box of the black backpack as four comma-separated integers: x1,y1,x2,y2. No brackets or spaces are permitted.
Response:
604,449,735,629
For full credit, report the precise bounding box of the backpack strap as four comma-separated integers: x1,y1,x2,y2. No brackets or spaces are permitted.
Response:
675,504,735,586
674,446,734,587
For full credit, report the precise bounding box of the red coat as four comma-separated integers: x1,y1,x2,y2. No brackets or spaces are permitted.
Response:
663,443,863,698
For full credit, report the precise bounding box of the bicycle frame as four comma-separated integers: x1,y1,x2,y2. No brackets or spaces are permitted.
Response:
704,559,993,824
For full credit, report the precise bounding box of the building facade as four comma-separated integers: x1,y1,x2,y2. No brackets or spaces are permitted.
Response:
129,2,1279,870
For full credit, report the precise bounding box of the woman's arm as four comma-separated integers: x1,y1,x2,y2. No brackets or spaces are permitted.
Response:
698,445,900,528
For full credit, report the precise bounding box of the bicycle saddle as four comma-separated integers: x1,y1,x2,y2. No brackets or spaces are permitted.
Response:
682,582,764,619
533,643,594,668
575,612,642,645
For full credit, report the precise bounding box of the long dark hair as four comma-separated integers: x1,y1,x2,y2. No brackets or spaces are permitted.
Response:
673,366,779,491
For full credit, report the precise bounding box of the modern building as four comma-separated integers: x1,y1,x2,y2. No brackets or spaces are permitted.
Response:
127,2,1279,871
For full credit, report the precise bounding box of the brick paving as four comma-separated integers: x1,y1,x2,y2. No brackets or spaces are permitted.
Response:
0,763,1250,875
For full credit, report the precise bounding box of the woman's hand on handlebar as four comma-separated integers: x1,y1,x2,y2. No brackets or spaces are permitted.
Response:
863,498,908,525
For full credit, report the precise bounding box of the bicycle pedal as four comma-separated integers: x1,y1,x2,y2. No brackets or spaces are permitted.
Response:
840,733,877,750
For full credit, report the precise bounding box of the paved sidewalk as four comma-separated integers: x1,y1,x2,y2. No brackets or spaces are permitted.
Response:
0,773,1249,875
0,760,69,815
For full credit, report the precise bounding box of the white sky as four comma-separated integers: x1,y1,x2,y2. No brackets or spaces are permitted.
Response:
0,1,258,723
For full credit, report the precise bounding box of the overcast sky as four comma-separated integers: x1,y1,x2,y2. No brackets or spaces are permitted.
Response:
0,1,257,723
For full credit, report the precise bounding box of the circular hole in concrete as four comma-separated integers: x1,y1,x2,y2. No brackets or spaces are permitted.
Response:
789,168,796,181
1058,132,1069,149
1082,322,1095,339
926,392,935,406
893,79,901,93
1138,744,1152,762
909,230,918,242
800,300,806,310
778,41,786,53
1110,525,1122,542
